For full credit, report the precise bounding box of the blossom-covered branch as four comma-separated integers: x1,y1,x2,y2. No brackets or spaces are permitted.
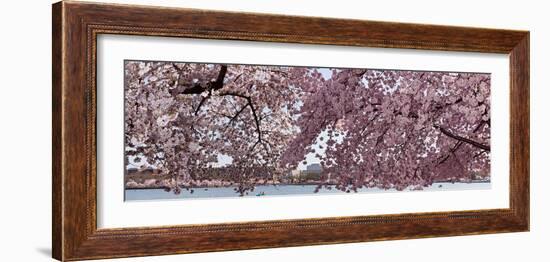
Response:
124,61,491,195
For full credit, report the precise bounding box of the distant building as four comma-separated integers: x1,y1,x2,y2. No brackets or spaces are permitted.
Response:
306,163,322,174
126,167,160,176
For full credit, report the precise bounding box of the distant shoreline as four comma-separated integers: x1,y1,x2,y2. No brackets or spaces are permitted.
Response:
125,181,492,201
125,180,491,190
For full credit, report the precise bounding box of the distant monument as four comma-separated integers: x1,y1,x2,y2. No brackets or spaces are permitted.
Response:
306,163,322,174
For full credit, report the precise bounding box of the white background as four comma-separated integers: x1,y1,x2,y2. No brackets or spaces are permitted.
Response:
0,0,546,261
98,35,509,228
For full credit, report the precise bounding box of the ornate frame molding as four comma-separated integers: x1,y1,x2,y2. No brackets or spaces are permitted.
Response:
53,1,529,261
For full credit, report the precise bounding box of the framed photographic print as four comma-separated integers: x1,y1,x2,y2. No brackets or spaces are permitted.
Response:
52,1,529,261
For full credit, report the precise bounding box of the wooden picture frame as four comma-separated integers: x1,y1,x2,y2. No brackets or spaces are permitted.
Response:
52,1,529,261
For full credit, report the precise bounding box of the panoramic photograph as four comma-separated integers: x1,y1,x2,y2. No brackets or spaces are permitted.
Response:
123,60,491,201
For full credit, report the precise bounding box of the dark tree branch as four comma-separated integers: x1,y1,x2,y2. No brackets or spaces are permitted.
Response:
226,102,250,127
219,91,249,99
170,64,269,155
434,97,463,111
434,125,490,151
247,97,262,139
173,65,228,115
437,141,463,165
173,64,228,96
436,121,487,165
245,96,269,153
218,90,268,153
194,95,210,115
232,73,243,84
211,65,227,90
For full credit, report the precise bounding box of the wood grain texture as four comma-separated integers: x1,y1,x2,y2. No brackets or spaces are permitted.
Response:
52,2,63,260
52,1,530,261
509,35,530,227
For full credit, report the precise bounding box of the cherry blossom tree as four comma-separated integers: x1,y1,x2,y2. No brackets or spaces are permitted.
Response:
282,69,490,192
125,61,490,195
125,61,310,194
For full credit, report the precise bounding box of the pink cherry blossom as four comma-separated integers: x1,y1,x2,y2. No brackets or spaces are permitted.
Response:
125,61,490,195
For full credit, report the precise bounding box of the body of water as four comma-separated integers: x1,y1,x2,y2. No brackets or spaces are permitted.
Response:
125,182,491,201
